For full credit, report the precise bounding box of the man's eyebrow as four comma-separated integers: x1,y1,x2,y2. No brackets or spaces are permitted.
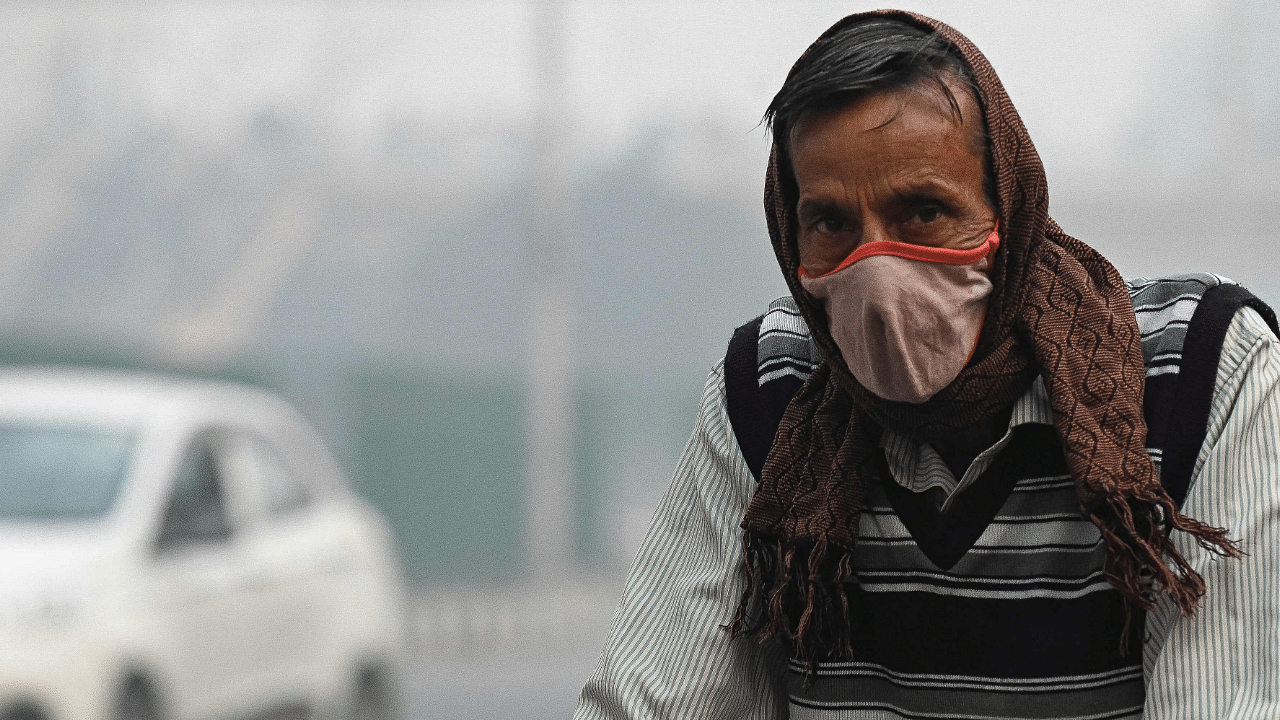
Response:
795,197,845,216
894,191,949,206
889,177,964,202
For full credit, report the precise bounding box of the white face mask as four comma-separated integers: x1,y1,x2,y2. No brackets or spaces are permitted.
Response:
799,230,999,404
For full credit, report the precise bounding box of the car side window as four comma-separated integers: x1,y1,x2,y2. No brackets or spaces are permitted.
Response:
222,433,311,518
156,439,232,550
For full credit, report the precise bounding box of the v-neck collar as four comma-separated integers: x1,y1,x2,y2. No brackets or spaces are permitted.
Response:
879,377,1053,512
876,424,1065,571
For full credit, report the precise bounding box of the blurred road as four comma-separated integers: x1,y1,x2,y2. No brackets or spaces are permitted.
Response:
405,579,618,720
410,648,599,720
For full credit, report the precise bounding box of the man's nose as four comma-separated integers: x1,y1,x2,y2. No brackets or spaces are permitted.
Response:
857,219,893,248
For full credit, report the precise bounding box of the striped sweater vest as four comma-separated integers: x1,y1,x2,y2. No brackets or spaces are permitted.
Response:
723,273,1278,720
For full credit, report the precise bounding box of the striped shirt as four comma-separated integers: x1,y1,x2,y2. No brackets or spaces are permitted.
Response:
574,305,1280,719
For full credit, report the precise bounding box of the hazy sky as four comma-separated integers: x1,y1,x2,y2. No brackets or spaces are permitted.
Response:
0,2,1226,190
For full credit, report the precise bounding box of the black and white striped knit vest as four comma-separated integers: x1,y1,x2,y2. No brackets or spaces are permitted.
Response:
724,273,1277,720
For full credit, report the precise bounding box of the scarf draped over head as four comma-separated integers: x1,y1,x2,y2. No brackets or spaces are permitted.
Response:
729,9,1240,666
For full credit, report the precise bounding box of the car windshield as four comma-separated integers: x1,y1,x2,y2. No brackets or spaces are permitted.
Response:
0,423,135,520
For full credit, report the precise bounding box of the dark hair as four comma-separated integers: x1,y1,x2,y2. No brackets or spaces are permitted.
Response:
765,18,989,177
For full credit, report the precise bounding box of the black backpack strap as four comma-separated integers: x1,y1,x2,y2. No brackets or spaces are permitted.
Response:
725,315,771,481
1160,284,1279,505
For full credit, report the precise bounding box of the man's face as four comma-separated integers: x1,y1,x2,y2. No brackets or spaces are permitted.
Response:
791,78,997,277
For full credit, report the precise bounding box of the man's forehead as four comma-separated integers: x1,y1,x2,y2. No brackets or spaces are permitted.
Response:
790,78,984,152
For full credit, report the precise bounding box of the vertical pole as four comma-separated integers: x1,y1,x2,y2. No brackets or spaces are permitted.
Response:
526,0,575,583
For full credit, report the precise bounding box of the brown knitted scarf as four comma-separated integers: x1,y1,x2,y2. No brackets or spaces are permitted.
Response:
729,10,1241,666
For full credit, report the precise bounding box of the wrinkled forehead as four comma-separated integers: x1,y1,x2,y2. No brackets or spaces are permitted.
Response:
787,72,988,158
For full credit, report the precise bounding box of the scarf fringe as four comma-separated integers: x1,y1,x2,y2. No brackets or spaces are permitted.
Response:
727,531,856,675
1085,488,1242,622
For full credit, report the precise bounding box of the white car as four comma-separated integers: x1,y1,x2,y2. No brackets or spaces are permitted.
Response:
0,368,408,720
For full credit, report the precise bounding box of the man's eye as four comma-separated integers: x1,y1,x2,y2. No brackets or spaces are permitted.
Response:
914,206,942,223
816,216,849,233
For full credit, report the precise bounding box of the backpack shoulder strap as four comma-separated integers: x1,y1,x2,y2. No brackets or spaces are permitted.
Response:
724,297,821,481
726,314,770,481
1158,281,1278,505
1129,273,1224,471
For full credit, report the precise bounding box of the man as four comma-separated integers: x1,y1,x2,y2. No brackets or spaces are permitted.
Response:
575,10,1280,719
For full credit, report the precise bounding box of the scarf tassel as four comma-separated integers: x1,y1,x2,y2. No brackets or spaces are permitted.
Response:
727,530,857,676
1083,487,1242,647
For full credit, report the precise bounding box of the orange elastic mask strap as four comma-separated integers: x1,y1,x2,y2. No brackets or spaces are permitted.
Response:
800,227,1000,279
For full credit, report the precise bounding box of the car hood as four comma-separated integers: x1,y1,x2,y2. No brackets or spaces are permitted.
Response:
0,522,121,588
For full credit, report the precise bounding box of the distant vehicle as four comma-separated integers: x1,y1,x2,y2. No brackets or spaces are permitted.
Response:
0,368,408,720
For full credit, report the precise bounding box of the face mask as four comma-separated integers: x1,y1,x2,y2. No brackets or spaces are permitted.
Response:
798,229,999,404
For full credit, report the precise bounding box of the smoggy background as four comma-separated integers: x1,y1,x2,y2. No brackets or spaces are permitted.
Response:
1,1,1275,717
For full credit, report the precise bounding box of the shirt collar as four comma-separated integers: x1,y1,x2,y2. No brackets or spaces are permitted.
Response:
879,376,1052,508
